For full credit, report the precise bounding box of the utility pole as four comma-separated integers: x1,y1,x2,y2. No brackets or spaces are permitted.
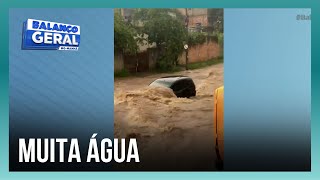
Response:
185,8,189,70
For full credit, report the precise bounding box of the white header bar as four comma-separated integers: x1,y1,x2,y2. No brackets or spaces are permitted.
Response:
26,19,80,35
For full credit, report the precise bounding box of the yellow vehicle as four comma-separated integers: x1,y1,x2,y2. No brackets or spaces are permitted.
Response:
214,86,224,169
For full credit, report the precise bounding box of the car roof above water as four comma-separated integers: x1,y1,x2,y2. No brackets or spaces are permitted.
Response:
160,75,191,81
149,76,192,87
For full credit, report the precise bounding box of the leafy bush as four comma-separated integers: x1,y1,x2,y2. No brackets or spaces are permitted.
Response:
217,32,224,47
114,68,130,77
188,32,206,47
216,32,224,57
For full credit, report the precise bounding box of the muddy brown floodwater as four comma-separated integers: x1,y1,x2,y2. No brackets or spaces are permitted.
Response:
114,63,223,171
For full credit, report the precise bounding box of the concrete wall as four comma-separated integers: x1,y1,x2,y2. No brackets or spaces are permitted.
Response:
178,40,221,65
115,40,221,72
177,8,208,16
177,8,210,28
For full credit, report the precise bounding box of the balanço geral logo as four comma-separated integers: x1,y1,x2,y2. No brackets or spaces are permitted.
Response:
22,19,80,51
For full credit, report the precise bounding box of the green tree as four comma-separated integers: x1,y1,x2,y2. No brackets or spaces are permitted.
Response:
133,9,187,70
114,11,138,55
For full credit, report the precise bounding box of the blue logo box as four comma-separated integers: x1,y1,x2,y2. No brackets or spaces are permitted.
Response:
22,19,80,50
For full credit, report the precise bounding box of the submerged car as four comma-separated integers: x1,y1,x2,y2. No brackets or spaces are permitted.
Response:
214,86,224,170
149,76,196,98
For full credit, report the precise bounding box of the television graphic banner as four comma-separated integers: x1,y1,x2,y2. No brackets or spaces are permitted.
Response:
22,19,80,50
8,8,311,172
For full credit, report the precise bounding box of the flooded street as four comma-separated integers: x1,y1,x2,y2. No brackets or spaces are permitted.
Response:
114,63,223,170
